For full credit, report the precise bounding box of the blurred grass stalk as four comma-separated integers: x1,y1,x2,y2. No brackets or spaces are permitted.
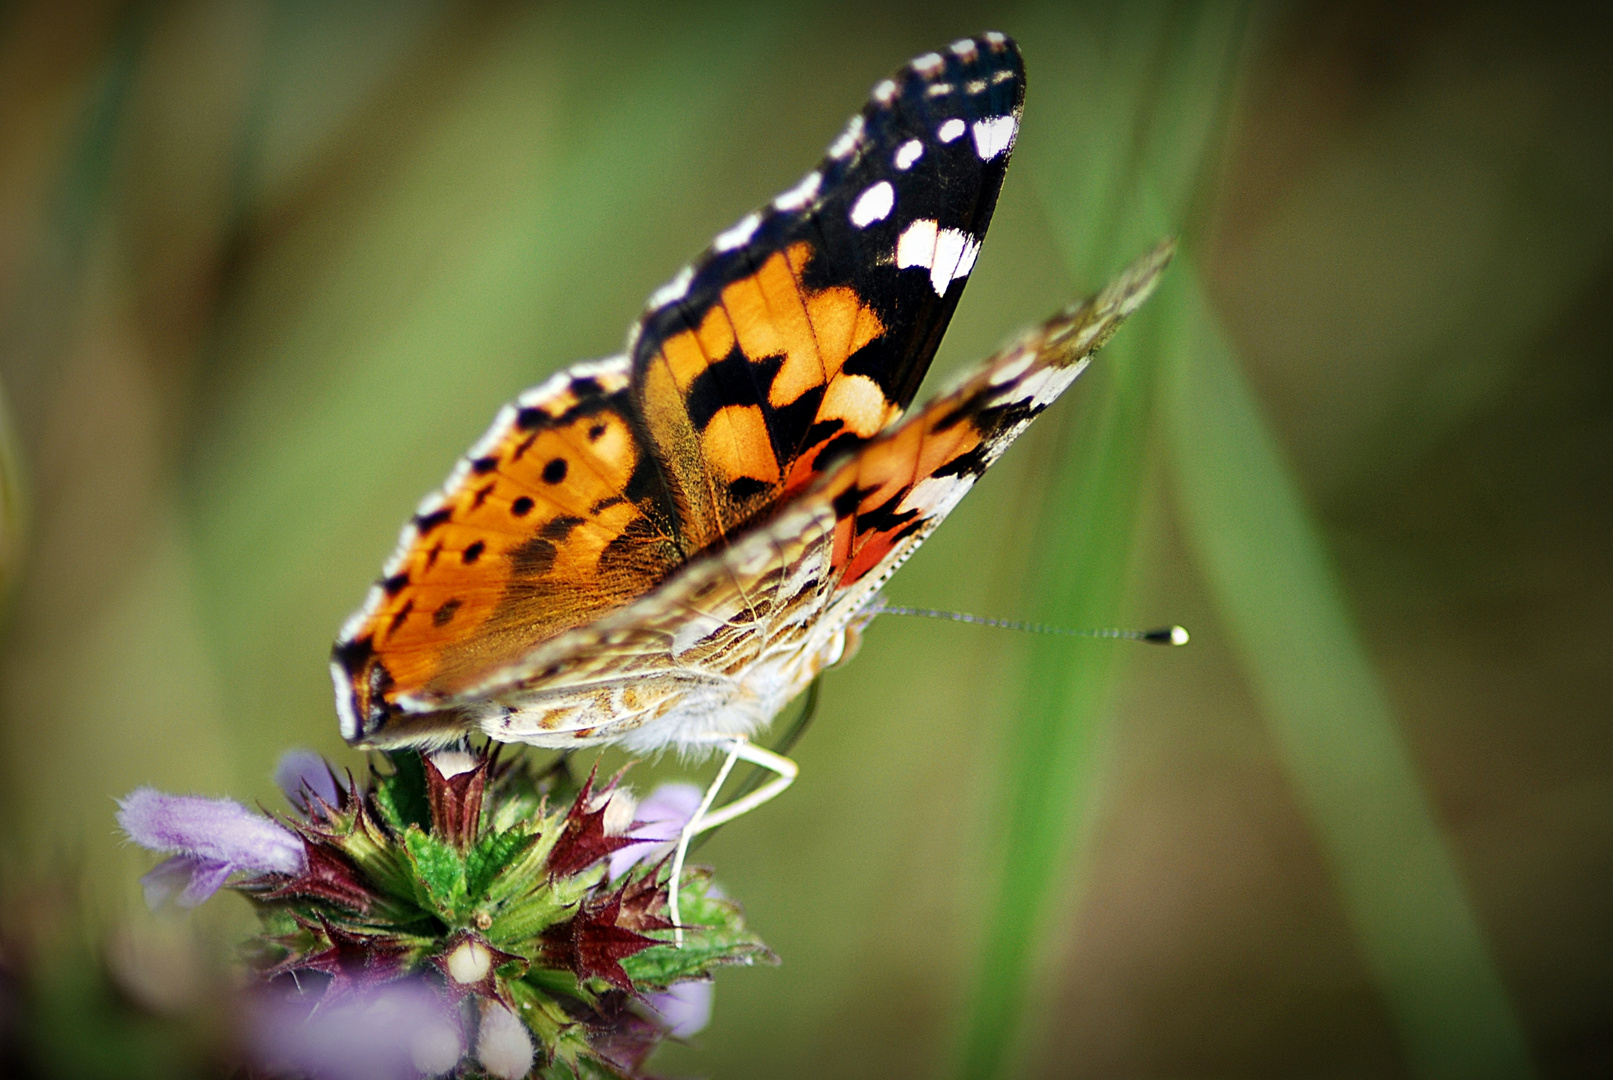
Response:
954,5,1532,1080
0,378,22,602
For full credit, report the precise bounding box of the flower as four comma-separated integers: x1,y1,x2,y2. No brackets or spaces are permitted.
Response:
273,749,345,813
116,789,304,907
250,977,463,1080
647,978,714,1040
608,782,703,881
605,782,717,1040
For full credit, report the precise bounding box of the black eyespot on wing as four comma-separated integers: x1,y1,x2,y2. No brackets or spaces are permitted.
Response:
432,598,462,627
728,476,770,501
461,540,486,564
511,496,535,517
542,458,568,484
509,536,557,576
388,599,414,636
416,507,452,534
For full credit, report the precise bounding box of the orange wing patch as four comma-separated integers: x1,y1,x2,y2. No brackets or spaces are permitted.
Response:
635,241,893,553
334,361,682,739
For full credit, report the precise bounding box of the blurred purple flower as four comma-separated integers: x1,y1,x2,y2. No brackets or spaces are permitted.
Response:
608,782,703,881
251,978,463,1080
273,749,344,813
601,782,716,1041
647,978,713,1039
116,788,304,908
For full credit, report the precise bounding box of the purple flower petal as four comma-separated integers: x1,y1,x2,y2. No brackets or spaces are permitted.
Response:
118,789,305,908
251,979,463,1080
647,979,713,1039
273,750,343,813
609,782,703,880
139,855,198,908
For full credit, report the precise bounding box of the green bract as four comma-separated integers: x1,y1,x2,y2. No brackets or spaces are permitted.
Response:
243,749,773,1078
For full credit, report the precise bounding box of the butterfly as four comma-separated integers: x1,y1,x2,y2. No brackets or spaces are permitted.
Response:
331,33,1169,928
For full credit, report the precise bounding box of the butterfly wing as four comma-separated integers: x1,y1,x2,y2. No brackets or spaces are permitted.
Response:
334,35,1025,747
630,34,1025,554
810,240,1176,613
455,242,1173,751
332,358,686,744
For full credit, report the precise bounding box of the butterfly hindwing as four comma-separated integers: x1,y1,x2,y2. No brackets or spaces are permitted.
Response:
332,357,684,742
630,34,1025,554
814,241,1177,608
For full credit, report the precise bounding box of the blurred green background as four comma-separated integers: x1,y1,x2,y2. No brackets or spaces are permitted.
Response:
1,2,1609,1077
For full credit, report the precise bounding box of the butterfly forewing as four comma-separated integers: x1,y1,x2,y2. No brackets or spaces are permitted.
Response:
332,358,684,741
629,35,1025,554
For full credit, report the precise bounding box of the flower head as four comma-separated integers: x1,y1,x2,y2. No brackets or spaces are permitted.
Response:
122,748,772,1076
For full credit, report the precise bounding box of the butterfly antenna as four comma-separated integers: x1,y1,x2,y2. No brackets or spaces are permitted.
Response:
878,604,1188,646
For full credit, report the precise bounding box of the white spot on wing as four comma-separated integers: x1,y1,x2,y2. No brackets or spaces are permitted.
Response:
950,38,978,59
468,404,518,459
647,264,694,309
849,181,894,228
895,139,923,170
896,218,938,270
774,170,821,211
894,219,980,296
991,68,1016,84
872,78,897,104
828,114,864,159
714,211,762,252
966,79,987,95
912,52,944,75
938,118,965,143
926,82,952,98
984,31,1007,46
928,227,974,295
971,115,1018,160
954,235,980,278
899,474,972,517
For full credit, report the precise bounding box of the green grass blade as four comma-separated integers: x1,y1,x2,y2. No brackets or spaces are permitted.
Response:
952,6,1247,1076
1163,259,1536,1080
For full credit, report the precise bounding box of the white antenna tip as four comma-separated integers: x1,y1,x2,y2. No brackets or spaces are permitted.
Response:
1167,625,1190,646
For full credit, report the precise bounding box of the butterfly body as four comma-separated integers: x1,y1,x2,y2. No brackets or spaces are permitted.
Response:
331,33,1170,761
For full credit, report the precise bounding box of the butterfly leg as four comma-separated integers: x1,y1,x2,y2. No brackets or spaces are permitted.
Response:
668,736,799,946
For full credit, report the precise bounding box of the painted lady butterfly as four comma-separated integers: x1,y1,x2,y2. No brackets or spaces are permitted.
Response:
331,33,1169,916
